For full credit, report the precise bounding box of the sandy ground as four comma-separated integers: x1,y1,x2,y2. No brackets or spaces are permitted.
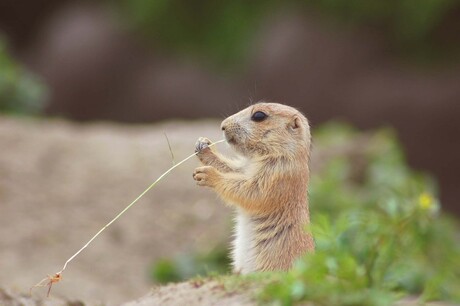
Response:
0,116,234,305
122,279,256,306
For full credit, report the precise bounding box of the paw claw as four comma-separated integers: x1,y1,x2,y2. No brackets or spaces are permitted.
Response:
195,137,212,153
192,166,218,187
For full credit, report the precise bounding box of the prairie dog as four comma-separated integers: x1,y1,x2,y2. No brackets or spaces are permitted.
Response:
193,102,314,273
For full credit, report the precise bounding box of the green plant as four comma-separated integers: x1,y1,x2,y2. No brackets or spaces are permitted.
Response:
260,124,460,305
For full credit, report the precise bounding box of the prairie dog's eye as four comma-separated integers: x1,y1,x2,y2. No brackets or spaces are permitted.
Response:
251,111,268,122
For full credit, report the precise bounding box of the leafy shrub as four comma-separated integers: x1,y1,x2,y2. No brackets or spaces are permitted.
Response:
260,124,460,305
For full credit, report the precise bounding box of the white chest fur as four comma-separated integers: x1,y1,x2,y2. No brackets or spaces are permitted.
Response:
232,208,256,274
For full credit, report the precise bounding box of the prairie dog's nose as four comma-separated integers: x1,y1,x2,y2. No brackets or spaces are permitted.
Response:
221,120,227,131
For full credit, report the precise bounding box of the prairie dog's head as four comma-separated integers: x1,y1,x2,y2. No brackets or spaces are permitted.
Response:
221,102,311,157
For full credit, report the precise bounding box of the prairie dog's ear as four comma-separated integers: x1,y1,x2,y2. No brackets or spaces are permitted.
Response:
288,116,302,130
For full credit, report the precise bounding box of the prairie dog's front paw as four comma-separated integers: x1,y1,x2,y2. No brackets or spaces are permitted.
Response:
195,137,212,153
193,166,220,187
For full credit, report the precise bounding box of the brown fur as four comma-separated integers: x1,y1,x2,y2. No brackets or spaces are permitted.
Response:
193,102,314,273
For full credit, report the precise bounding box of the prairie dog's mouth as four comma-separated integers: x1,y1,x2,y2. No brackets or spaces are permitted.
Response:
224,132,237,145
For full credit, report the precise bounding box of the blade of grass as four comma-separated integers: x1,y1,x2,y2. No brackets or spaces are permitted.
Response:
164,132,175,165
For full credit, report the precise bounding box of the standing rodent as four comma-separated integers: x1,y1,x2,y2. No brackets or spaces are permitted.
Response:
193,102,314,274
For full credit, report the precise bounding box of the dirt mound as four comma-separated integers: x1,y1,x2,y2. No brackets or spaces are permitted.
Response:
122,279,255,306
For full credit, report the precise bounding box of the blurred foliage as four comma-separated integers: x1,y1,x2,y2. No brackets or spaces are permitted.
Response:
0,38,47,115
116,0,278,69
260,123,460,305
151,245,231,284
115,0,460,68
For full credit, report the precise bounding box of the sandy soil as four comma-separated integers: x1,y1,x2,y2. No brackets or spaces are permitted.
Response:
122,279,256,306
0,116,233,305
